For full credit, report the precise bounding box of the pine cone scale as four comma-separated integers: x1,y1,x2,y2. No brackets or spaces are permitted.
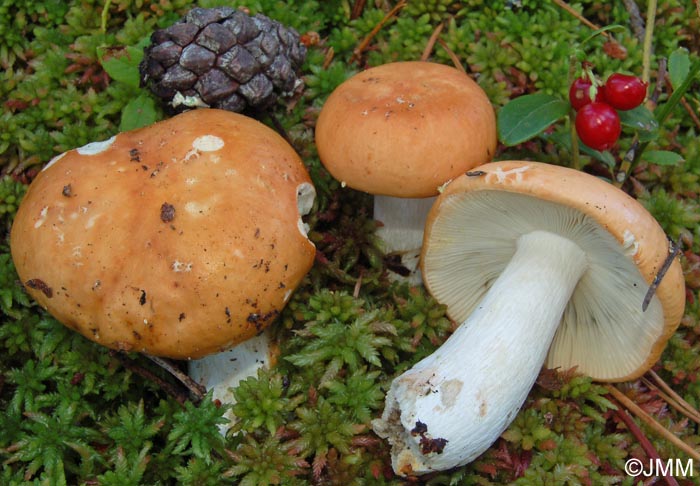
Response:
179,45,216,75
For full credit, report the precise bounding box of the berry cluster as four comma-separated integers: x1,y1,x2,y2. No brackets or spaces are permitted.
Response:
569,72,647,151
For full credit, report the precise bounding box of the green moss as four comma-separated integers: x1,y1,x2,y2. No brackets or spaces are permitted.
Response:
2,1,700,484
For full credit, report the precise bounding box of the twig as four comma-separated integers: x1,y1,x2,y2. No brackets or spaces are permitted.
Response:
606,384,700,462
420,22,445,61
646,370,700,424
650,57,667,107
100,0,112,33
353,270,364,298
322,46,335,69
350,0,407,64
665,75,700,130
621,0,646,43
642,237,682,311
642,377,700,424
263,110,295,148
608,391,681,486
145,354,207,401
350,0,367,20
568,56,581,170
111,351,190,404
614,136,642,187
552,0,609,37
437,39,465,73
641,0,657,84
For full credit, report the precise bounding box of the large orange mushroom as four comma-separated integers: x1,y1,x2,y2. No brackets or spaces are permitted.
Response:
11,108,316,424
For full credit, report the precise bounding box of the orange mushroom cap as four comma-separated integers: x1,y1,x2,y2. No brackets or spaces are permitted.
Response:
315,61,497,198
10,109,316,359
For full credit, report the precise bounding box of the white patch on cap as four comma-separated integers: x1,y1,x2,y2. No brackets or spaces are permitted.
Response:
42,152,67,172
53,226,65,243
192,135,224,152
172,260,193,272
34,206,49,228
184,201,210,216
622,229,639,257
489,165,530,184
76,135,117,156
85,214,100,229
296,182,316,238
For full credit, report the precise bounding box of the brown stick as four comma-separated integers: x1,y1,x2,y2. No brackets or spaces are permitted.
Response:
642,237,682,311
552,0,609,36
642,377,700,426
608,391,680,486
145,354,207,401
606,384,700,462
621,0,646,43
665,75,700,130
646,370,700,423
420,22,445,61
351,0,367,20
437,39,465,73
350,0,407,64
111,351,190,404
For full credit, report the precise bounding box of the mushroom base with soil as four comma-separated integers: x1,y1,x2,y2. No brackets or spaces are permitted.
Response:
372,230,588,475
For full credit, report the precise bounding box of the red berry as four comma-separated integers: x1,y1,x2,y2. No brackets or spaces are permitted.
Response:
568,77,606,111
603,73,647,110
575,102,621,151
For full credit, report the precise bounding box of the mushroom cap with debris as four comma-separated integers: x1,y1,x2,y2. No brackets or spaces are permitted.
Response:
421,160,685,381
10,109,316,359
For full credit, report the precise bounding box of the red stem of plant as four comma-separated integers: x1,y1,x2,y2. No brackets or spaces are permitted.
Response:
609,395,680,486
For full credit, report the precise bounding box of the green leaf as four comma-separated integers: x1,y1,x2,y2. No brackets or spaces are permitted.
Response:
120,93,158,131
655,59,700,122
97,45,144,88
543,130,616,168
579,24,626,46
641,150,684,166
668,48,690,90
497,93,569,146
618,105,659,142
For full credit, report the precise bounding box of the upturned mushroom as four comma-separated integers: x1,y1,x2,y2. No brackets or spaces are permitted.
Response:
10,109,316,423
372,160,686,475
315,61,496,280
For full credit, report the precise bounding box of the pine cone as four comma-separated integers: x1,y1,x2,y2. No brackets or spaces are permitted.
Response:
139,7,306,113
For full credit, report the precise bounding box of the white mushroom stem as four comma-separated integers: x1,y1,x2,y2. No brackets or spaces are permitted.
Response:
372,230,589,475
188,329,277,434
374,195,436,284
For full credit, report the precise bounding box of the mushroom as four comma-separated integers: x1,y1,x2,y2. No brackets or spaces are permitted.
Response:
10,109,316,425
315,61,496,280
372,160,686,475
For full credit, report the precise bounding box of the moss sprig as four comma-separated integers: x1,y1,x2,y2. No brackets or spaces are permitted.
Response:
230,367,304,436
